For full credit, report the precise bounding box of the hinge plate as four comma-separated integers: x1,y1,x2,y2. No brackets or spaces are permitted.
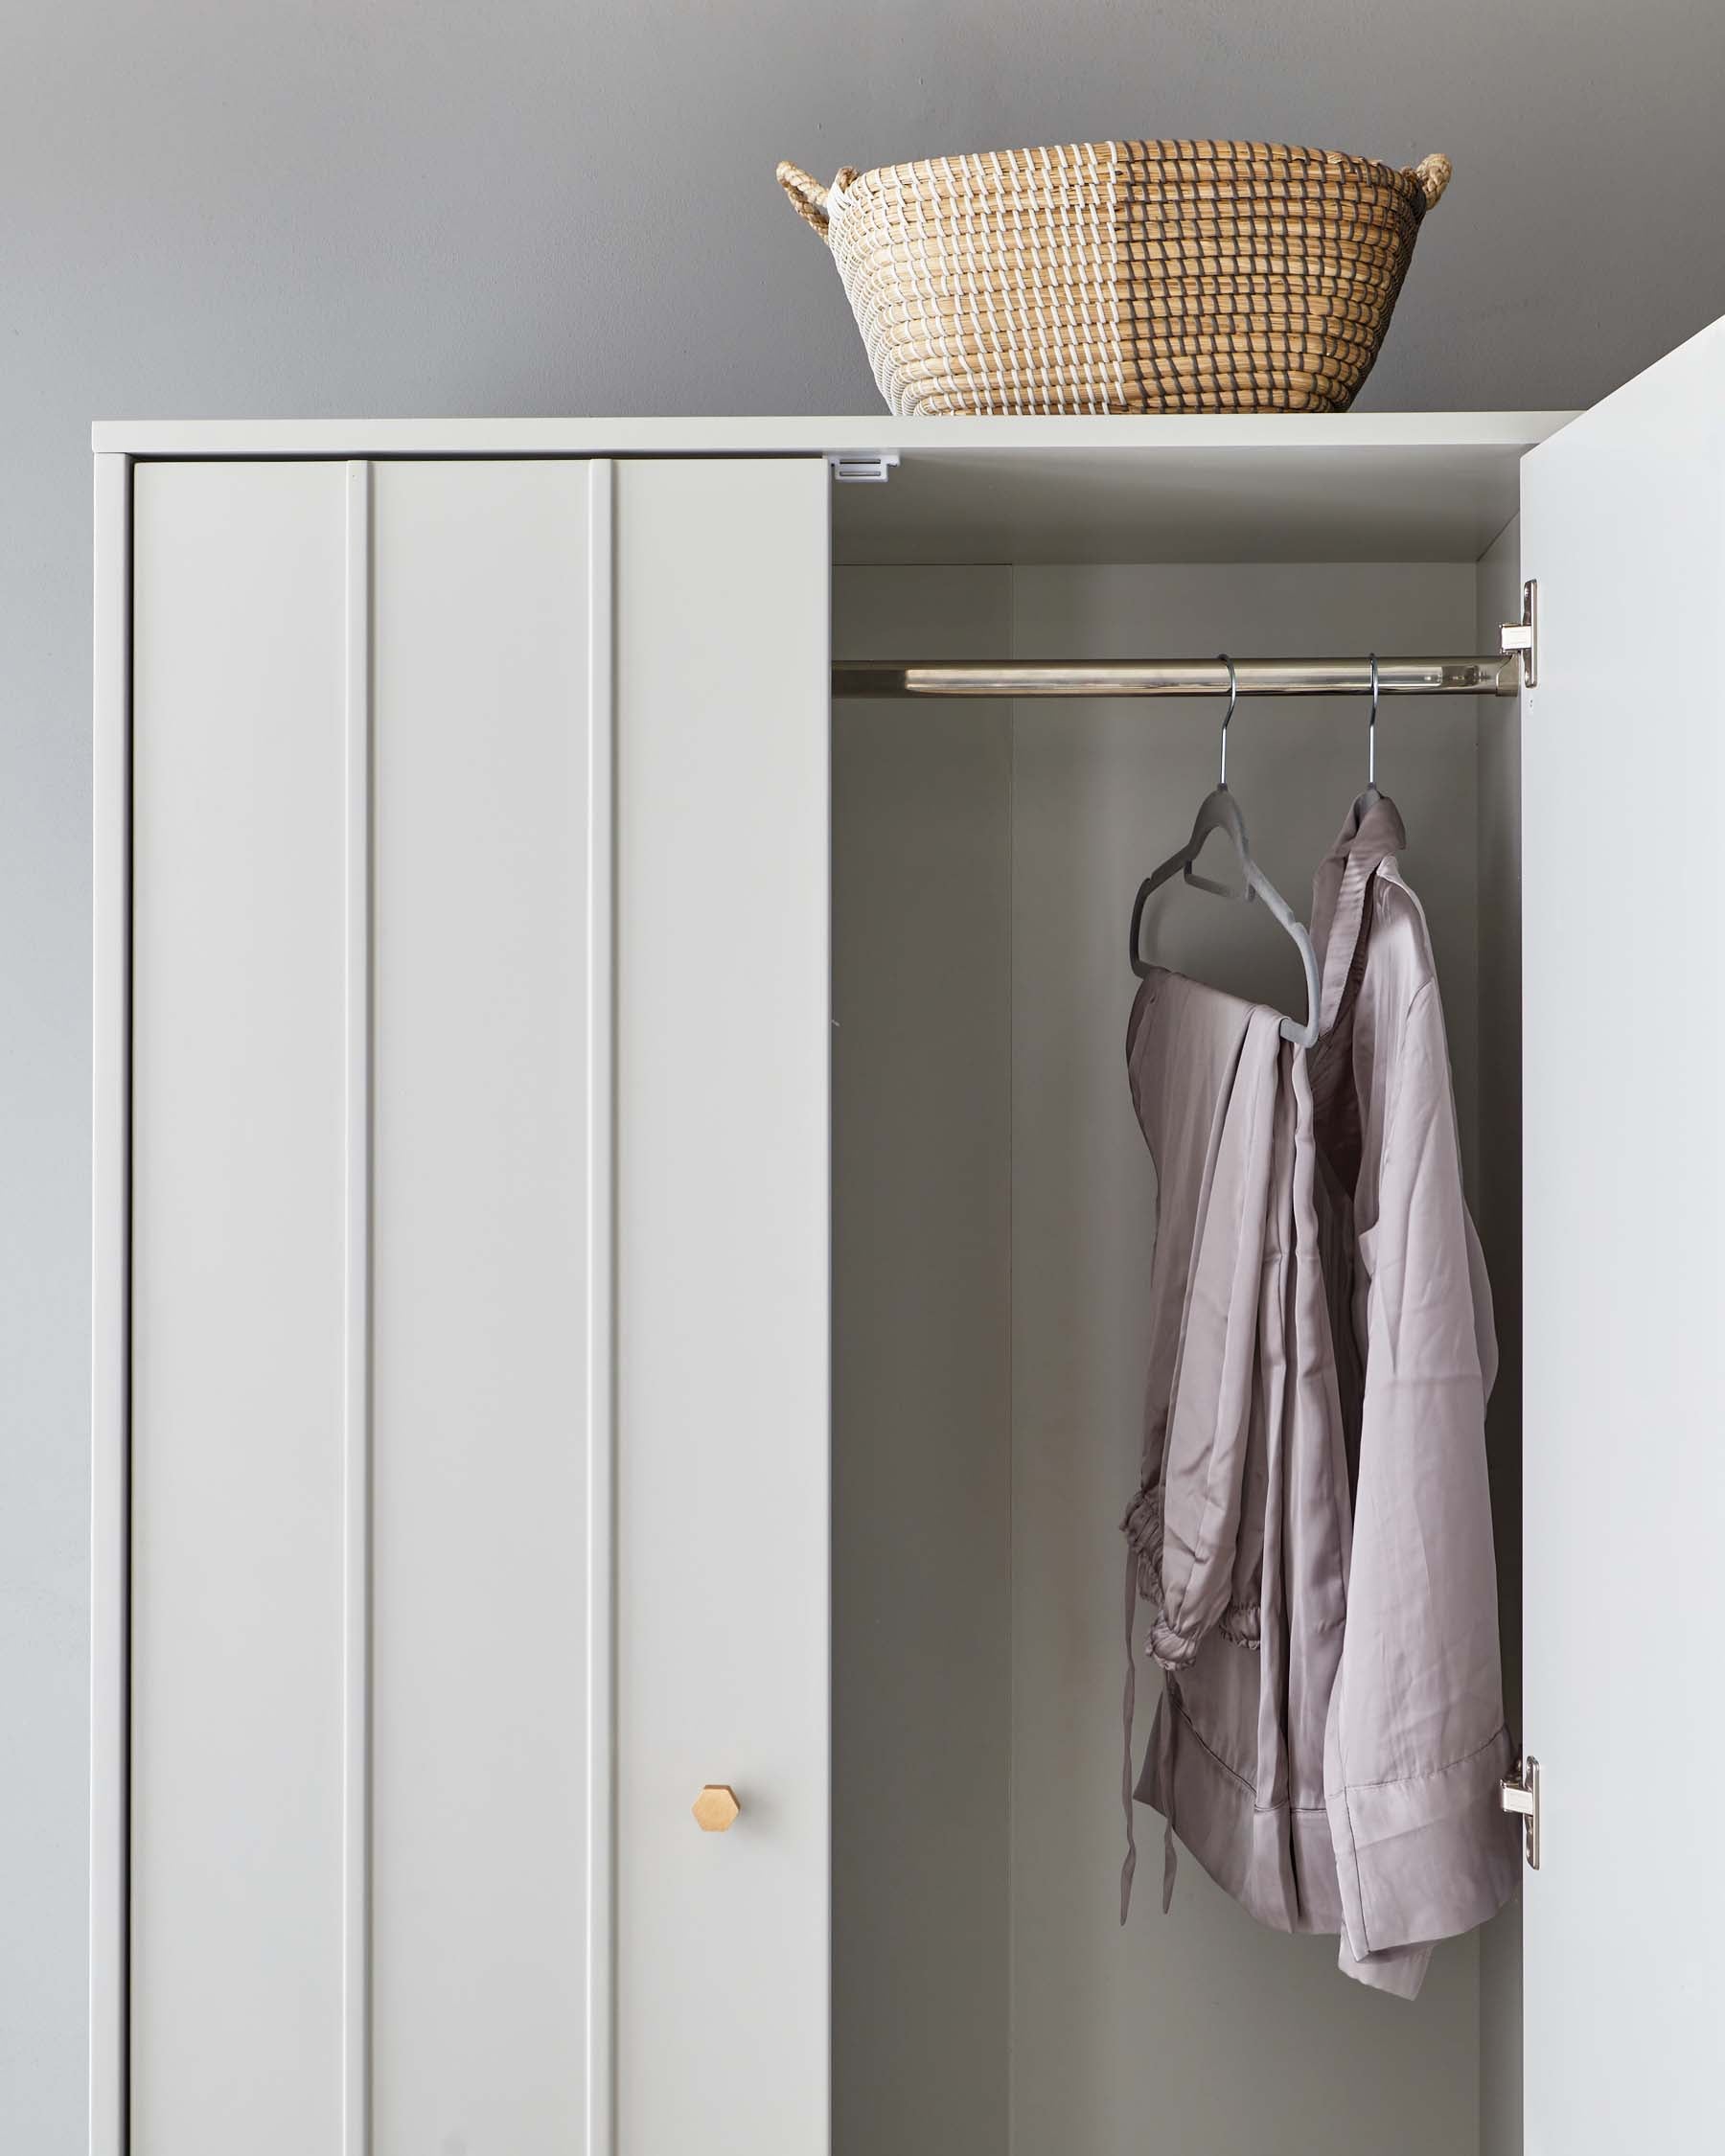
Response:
1500,578,1538,689
828,451,900,485
1501,1754,1541,1870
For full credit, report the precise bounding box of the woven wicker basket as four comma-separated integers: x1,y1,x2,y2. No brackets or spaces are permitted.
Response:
776,141,1450,416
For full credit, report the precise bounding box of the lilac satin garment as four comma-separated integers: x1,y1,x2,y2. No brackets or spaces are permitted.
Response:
1127,1028,1338,1942
1306,795,1519,1982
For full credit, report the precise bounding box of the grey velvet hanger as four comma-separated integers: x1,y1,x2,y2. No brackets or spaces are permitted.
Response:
1353,653,1384,818
1128,655,1322,1049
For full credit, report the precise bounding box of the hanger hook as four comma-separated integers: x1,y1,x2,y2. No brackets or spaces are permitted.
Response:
1368,654,1380,787
1217,654,1238,788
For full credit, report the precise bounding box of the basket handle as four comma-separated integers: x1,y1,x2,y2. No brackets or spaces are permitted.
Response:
1408,153,1452,211
776,161,859,241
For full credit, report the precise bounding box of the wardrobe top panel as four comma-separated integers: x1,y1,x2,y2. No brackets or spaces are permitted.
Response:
94,411,1574,564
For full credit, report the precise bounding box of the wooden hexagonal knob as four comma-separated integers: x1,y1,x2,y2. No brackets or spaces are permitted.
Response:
692,1783,741,1833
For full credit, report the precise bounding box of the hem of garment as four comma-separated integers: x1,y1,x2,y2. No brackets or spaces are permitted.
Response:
1326,1720,1521,1959
1138,1689,1439,1998
1337,1934,1435,2000
1136,1688,1342,1936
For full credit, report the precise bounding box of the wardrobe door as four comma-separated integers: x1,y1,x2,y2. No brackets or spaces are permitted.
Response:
613,459,832,2156
126,450,830,2155
1520,313,1725,2149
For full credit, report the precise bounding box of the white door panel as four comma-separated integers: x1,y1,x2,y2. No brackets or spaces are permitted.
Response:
1520,315,1725,2150
130,461,350,2156
614,458,831,2156
368,460,596,2155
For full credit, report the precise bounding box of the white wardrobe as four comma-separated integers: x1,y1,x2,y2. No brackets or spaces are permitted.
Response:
93,314,1725,2156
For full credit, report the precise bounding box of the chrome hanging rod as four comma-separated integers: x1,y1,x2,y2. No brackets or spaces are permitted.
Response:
833,653,1521,700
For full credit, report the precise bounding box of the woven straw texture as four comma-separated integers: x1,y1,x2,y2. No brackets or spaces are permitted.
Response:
777,141,1450,416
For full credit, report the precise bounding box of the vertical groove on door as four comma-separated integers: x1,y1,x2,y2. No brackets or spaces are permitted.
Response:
586,458,618,2156
341,461,374,2156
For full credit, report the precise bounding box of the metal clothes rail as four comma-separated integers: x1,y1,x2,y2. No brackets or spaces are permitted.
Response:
832,652,1522,700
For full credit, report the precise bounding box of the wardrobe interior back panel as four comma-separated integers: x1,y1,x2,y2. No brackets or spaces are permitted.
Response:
834,556,1507,2156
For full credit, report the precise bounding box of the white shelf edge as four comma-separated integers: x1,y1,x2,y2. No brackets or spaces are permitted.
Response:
91,412,1579,459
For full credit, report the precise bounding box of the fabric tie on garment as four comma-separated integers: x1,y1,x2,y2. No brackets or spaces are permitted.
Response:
1118,1495,1180,1922
1157,1679,1179,1914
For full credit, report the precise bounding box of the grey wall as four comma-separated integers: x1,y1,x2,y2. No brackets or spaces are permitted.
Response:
5,2,1724,2145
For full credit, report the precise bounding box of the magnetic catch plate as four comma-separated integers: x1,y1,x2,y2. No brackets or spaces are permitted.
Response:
1500,579,1538,688
828,451,900,484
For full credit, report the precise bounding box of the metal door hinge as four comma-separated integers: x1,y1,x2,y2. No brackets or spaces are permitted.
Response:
1500,579,1538,689
828,451,900,485
1501,1754,1541,1870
